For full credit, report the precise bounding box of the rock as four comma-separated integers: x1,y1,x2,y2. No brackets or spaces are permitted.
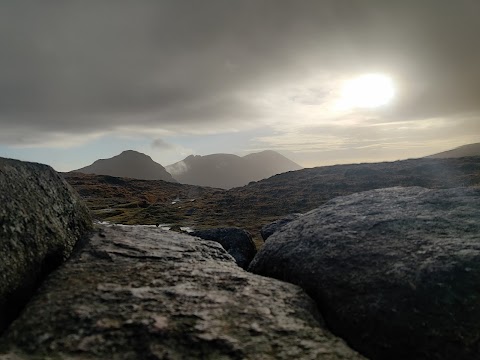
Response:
0,225,365,360
249,187,480,360
191,228,256,269
0,158,92,333
260,213,303,240
168,224,183,232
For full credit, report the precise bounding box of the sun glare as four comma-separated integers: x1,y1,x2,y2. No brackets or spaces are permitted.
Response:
339,74,395,109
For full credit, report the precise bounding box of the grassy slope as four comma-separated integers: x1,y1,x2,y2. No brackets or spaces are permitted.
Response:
64,156,480,247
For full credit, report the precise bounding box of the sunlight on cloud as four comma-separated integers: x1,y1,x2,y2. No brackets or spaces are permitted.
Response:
336,74,395,110
247,70,479,160
253,114,475,156
255,132,350,152
248,72,398,134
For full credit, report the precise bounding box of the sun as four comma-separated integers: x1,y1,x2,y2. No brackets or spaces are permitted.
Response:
339,73,395,109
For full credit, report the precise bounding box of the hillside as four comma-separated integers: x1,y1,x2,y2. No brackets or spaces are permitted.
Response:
427,142,480,158
73,150,176,182
166,150,302,189
64,156,480,246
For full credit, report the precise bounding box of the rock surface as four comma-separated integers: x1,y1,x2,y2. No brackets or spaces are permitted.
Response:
0,157,92,333
249,187,480,360
260,213,303,241
191,227,257,269
0,225,365,360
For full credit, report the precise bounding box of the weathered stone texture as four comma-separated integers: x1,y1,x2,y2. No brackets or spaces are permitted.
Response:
0,158,92,333
0,225,364,360
260,213,303,241
250,187,480,360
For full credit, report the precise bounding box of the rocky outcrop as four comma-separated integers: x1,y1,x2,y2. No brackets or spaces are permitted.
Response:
0,157,92,333
250,187,480,360
0,225,364,360
191,227,256,269
260,213,303,241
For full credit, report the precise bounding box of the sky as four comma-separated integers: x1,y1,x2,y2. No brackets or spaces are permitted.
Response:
1,0,479,171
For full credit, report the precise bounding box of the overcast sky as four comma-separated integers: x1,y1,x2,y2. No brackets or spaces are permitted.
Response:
1,0,479,170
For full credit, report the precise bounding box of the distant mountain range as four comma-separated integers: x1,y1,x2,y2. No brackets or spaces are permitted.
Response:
73,149,302,189
73,150,176,182
166,150,303,189
72,143,480,189
427,143,480,158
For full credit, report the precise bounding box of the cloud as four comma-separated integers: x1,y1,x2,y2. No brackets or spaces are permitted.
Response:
0,0,479,151
253,115,480,155
151,138,174,150
166,160,188,176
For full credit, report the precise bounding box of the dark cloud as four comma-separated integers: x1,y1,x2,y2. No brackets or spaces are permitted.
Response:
151,138,174,150
1,1,480,144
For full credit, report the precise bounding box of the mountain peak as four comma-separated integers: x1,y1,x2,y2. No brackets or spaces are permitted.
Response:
119,149,151,158
73,150,176,182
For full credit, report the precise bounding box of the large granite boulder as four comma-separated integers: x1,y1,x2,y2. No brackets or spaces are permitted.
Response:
249,187,480,360
0,225,365,360
191,227,256,269
260,213,303,241
0,158,92,333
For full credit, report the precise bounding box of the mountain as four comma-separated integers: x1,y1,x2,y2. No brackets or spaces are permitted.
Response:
166,150,302,189
242,150,303,175
427,142,480,158
73,150,176,182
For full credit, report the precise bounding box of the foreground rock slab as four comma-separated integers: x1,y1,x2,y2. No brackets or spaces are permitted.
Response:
250,187,480,360
0,225,364,360
0,158,92,333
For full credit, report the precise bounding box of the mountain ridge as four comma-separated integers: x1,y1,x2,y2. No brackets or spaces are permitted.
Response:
427,142,480,158
166,150,302,189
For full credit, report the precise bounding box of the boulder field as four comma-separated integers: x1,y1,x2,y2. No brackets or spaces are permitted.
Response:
0,157,92,333
0,156,363,359
3,156,480,359
250,186,480,360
